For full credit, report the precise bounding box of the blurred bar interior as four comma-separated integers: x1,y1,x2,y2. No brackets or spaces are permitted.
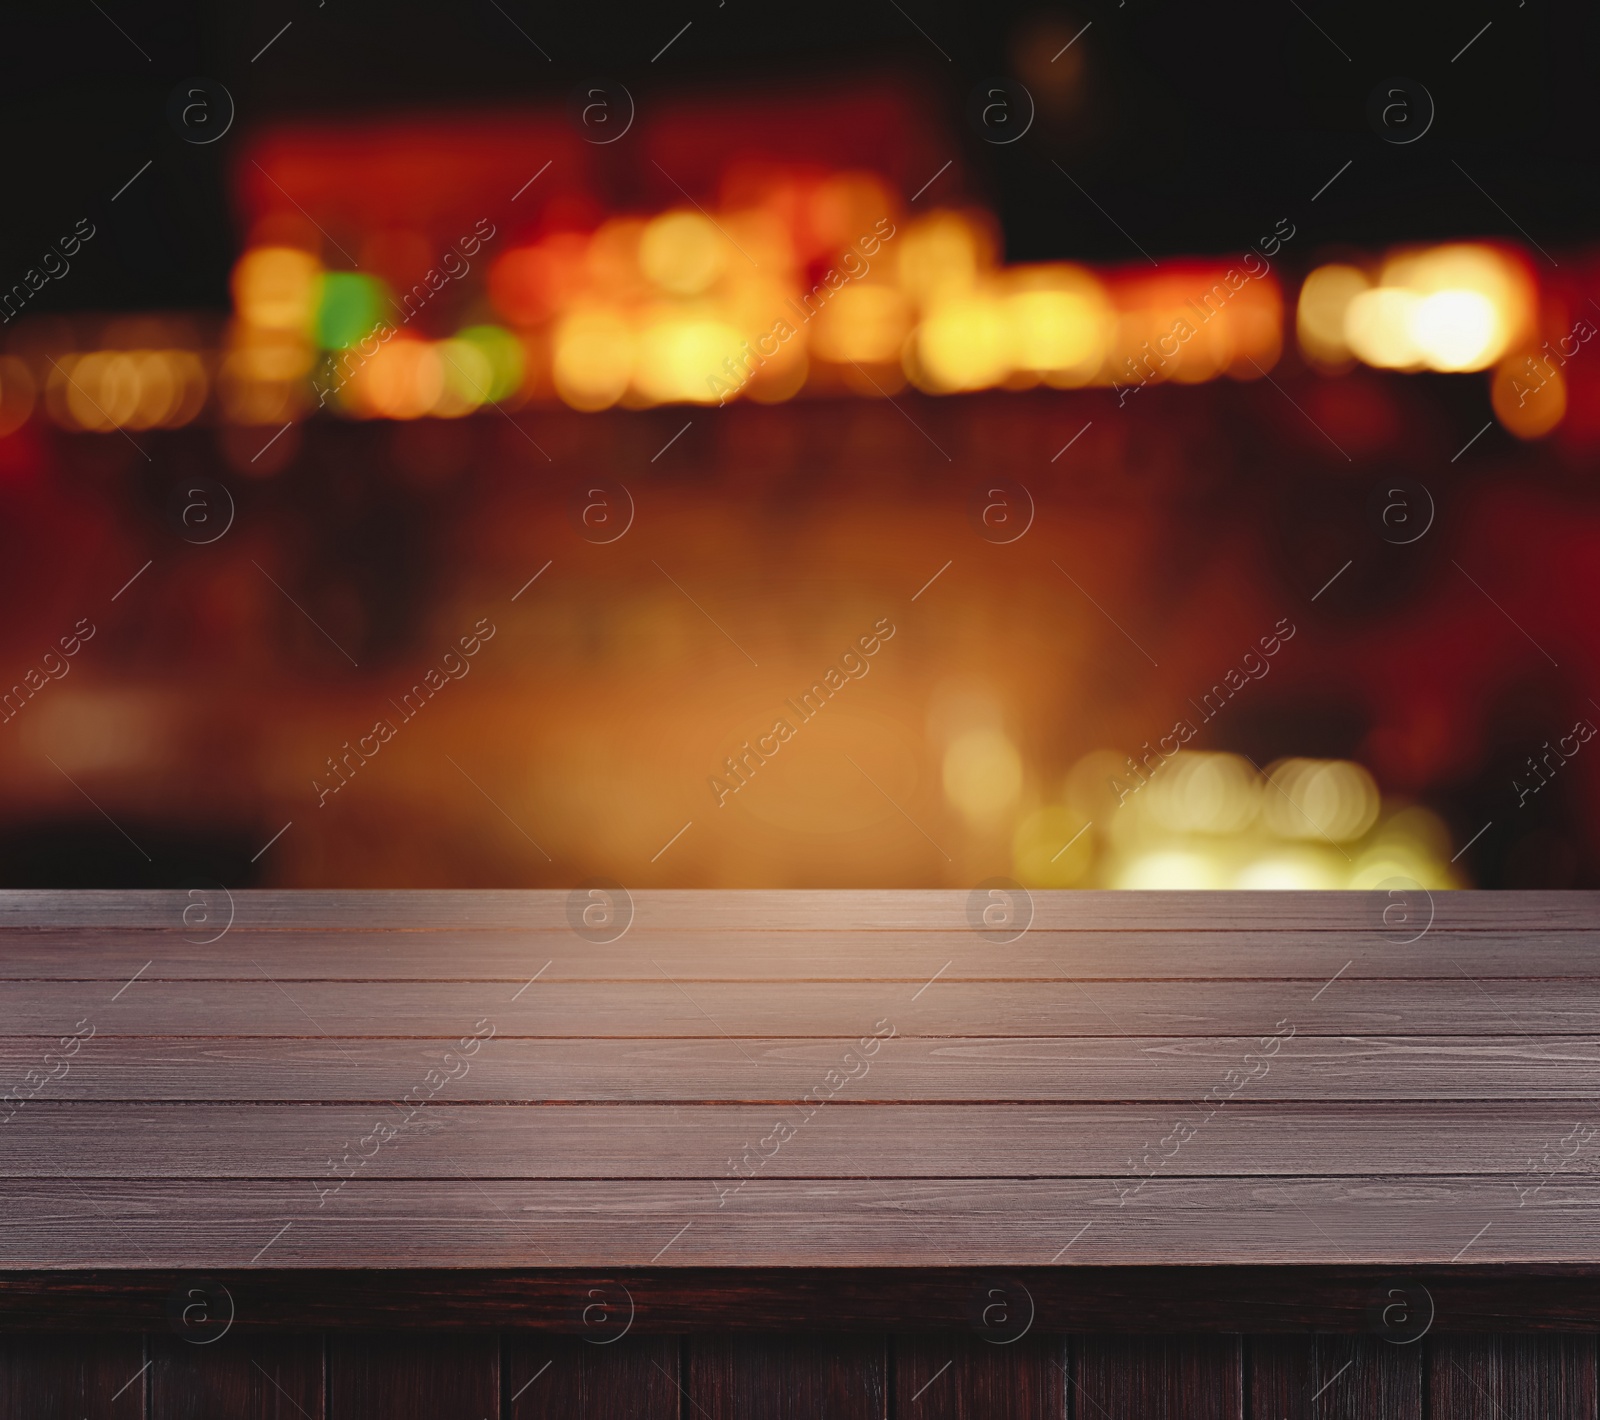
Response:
2,20,1597,889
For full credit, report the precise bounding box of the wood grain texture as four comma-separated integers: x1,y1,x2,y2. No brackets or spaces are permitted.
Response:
504,1334,679,1419
0,1176,1590,1268
148,1332,324,1420
1076,1335,1242,1420
2,890,1596,1279
894,1333,1063,1419
0,889,1592,931
1429,1334,1599,1419
328,1332,497,1420
9,928,1596,981
1249,1334,1421,1419
3,1033,1596,1103
690,1333,885,1420
0,1101,1579,1180
0,1332,145,1418
9,977,1600,1037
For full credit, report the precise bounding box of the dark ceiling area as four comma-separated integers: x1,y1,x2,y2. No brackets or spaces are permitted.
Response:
4,0,1594,311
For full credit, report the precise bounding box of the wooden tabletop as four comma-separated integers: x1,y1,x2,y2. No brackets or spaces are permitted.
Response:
2,889,1598,1271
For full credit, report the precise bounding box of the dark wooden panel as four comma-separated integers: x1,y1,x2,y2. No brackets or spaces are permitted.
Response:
504,1334,679,1419
1076,1335,1241,1420
894,1333,1062,1418
0,1268,1599,1333
0,1332,145,1418
1,889,1591,931
1249,1334,1421,1419
7,1034,1600,1102
1430,1334,1599,1419
328,1332,497,1419
12,978,1600,1037
7,1101,1588,1180
149,1332,324,1419
690,1333,885,1419
9,929,1600,982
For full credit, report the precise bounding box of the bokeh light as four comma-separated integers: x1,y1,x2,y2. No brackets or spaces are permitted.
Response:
1492,350,1566,438
913,292,1010,392
1259,758,1380,842
315,272,387,352
942,726,1023,824
1296,264,1368,368
1016,751,1457,890
1309,243,1534,377
639,211,727,296
1003,269,1111,385
552,307,635,411
234,247,321,332
354,335,444,419
633,312,745,404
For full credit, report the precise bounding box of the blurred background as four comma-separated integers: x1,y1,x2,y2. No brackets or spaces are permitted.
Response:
1,0,1598,889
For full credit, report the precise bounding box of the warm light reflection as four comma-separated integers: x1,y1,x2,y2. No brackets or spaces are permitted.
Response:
633,313,744,404
1234,853,1344,890
942,726,1023,824
1115,851,1224,890
1146,752,1259,835
913,292,1010,392
551,308,635,411
1345,287,1424,369
1304,243,1533,376
14,178,1561,427
1408,289,1501,371
897,212,987,303
234,247,321,332
811,284,911,364
1296,264,1368,367
639,211,726,296
220,325,313,424
47,349,209,431
354,337,444,420
1492,351,1566,439
1260,758,1380,842
1021,750,1459,890
1004,268,1111,384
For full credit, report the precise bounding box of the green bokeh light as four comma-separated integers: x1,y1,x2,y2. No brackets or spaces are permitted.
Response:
454,324,525,402
314,272,387,351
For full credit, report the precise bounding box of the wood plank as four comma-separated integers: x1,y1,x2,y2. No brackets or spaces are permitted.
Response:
2,893,1594,1296
0,1333,146,1418
1075,1335,1241,1420
328,1333,496,1420
1249,1334,1421,1419
1,1267,1598,1333
12,928,1597,981
894,1333,1063,1419
690,1334,885,1419
2,1034,1595,1101
1429,1335,1598,1419
0,1176,1593,1268
0,1101,1589,1180
1,889,1592,931
504,1335,679,1419
148,1332,324,1420
9,978,1600,1037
